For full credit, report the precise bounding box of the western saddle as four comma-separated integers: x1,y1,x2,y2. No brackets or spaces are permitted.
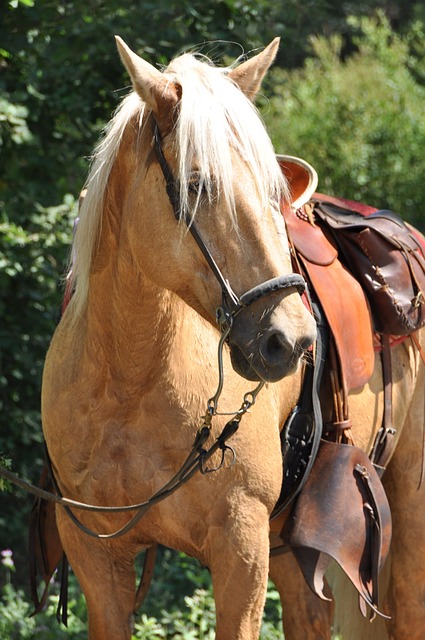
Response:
275,154,425,619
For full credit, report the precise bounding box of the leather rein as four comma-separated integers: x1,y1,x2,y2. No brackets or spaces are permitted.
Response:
0,118,307,540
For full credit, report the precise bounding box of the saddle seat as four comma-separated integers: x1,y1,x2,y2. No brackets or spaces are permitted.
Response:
277,155,375,392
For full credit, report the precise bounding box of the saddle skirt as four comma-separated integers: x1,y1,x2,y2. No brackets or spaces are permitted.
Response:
278,155,375,392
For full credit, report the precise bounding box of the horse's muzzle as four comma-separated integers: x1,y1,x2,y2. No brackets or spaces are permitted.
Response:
228,316,317,382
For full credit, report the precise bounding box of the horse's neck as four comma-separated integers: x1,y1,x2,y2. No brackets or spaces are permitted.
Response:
86,254,177,380
82,204,210,404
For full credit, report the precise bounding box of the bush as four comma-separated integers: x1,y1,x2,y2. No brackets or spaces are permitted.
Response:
263,12,425,229
0,548,284,639
0,196,77,584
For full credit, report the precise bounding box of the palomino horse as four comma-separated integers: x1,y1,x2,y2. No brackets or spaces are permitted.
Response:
40,38,425,640
42,37,316,640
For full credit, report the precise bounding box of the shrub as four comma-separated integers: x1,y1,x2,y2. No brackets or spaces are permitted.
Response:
263,12,425,229
0,549,285,639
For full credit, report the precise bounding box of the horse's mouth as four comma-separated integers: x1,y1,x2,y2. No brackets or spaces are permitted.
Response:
229,341,303,383
229,344,262,382
226,304,316,383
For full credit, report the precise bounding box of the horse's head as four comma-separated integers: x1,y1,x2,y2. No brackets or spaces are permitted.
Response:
111,38,316,382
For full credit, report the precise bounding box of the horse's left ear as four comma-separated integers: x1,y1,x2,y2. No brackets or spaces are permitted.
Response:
229,38,280,101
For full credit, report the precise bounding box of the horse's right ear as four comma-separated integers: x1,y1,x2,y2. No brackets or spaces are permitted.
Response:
115,36,179,129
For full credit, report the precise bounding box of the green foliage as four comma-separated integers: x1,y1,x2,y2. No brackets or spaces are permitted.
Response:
136,588,216,640
0,196,76,583
0,551,284,639
0,581,282,640
264,12,425,228
0,456,12,492
0,582,87,639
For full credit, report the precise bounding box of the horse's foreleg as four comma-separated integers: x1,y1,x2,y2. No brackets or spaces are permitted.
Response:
56,512,137,640
269,550,333,640
207,500,271,640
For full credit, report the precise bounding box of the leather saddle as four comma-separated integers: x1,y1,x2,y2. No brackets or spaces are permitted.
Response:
276,156,391,619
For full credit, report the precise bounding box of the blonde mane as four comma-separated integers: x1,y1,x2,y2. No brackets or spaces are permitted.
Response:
67,51,288,320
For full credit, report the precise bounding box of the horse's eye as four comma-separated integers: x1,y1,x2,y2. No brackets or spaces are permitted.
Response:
188,174,206,196
188,181,201,194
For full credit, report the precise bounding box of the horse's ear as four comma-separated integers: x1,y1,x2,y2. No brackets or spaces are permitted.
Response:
115,36,179,128
228,38,280,101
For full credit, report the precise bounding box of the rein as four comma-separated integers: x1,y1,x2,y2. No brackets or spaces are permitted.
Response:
1,118,308,539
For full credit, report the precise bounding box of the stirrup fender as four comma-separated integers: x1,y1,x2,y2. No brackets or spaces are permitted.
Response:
282,439,392,619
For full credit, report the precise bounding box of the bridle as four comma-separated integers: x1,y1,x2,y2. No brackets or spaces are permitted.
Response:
152,119,307,332
0,117,309,540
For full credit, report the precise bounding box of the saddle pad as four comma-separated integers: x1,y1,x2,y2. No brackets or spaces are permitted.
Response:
314,191,377,216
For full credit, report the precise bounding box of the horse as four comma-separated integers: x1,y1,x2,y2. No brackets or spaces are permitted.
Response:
39,37,425,640
41,37,316,640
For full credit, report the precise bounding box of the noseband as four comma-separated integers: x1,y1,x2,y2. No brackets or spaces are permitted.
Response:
152,120,306,330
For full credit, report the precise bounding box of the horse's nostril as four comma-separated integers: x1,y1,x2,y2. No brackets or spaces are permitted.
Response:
264,330,314,363
299,333,315,352
264,331,291,360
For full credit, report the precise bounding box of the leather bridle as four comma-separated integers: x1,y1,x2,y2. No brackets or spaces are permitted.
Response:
0,119,310,542
152,120,306,330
